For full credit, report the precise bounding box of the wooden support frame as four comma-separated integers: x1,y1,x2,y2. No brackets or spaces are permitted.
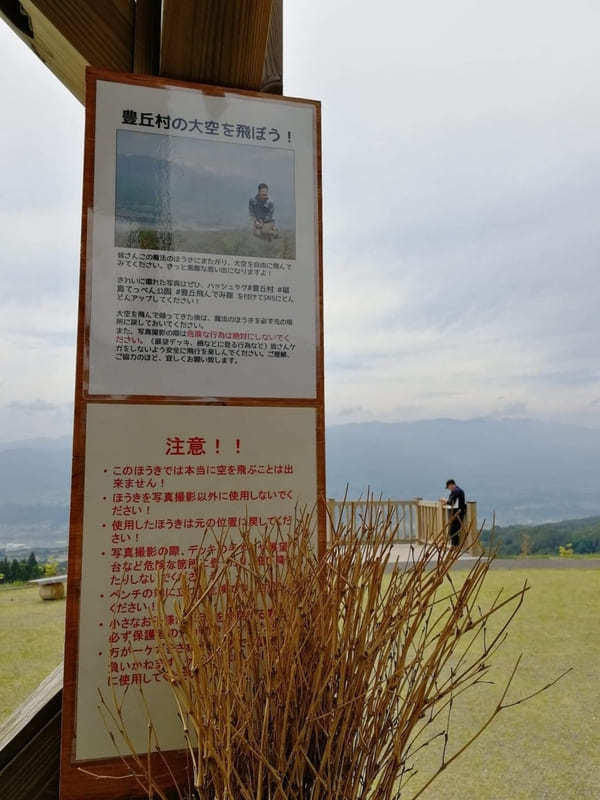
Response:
1,0,283,102
0,0,134,102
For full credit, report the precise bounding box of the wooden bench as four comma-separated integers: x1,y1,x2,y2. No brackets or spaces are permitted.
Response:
27,576,67,601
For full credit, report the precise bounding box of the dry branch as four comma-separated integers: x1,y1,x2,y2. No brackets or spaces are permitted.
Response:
93,502,563,799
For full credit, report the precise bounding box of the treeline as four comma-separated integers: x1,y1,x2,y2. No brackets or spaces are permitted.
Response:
481,516,600,556
0,552,45,583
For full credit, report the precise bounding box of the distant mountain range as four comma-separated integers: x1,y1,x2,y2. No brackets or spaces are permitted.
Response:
326,417,600,525
0,435,71,555
116,153,295,230
1,417,599,554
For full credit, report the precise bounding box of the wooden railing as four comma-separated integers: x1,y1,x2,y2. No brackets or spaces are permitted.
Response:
326,498,419,541
326,497,479,553
0,665,62,800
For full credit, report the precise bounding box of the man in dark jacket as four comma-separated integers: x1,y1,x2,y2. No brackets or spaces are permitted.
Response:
249,183,278,240
442,479,467,547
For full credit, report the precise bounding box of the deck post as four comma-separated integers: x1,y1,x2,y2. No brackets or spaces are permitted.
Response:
465,500,481,555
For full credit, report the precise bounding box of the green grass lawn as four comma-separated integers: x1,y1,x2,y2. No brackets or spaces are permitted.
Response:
0,571,598,799
115,226,297,259
0,583,65,720
411,569,600,800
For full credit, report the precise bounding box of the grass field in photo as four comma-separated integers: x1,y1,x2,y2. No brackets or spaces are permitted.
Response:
115,225,296,260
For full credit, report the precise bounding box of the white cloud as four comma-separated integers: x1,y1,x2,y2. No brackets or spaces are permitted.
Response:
2,2,600,437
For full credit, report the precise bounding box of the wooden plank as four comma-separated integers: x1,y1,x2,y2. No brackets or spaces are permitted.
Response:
0,2,34,41
160,0,273,89
0,0,134,102
0,665,63,800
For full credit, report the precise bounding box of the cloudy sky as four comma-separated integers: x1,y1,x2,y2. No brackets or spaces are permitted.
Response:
1,0,600,442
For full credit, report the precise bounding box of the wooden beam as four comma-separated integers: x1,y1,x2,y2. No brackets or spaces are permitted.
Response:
160,0,273,90
261,0,282,94
0,0,134,102
0,1,33,41
2,0,283,102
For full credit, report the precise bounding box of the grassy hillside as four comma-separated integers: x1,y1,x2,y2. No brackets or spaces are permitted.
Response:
413,568,599,800
0,584,65,719
0,570,598,799
484,516,600,555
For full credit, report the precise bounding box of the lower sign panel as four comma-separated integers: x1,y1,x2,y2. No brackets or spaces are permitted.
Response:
74,403,318,761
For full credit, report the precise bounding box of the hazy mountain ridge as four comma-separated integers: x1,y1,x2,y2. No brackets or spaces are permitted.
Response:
1,418,599,554
481,515,600,555
116,154,295,229
0,436,71,555
326,417,600,525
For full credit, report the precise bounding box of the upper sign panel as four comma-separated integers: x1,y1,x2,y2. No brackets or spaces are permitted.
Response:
87,76,320,398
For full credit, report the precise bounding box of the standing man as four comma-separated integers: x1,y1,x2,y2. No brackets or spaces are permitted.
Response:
441,479,467,547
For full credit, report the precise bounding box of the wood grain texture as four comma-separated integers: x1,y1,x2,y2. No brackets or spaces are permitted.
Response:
11,0,134,102
133,0,161,76
261,0,282,93
160,0,273,89
0,666,62,800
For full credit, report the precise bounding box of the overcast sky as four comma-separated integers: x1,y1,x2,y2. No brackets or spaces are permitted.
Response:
2,0,600,442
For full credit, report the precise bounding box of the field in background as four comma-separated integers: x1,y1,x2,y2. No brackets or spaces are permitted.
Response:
0,571,598,799
414,568,599,800
0,584,65,719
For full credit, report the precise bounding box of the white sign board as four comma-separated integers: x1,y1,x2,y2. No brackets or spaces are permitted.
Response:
88,79,319,399
76,403,317,759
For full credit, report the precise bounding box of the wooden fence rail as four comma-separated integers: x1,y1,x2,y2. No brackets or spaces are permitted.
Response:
0,665,63,800
327,497,479,552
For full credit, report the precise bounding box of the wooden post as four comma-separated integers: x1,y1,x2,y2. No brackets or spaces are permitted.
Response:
160,0,274,90
438,501,446,540
261,0,282,93
465,500,481,555
133,0,161,75
414,497,423,543
326,498,336,543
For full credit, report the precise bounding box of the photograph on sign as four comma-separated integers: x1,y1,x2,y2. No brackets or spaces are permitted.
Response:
115,130,296,258
74,402,318,761
86,76,320,399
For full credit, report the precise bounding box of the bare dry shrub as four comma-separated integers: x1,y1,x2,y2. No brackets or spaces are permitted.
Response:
97,503,564,799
